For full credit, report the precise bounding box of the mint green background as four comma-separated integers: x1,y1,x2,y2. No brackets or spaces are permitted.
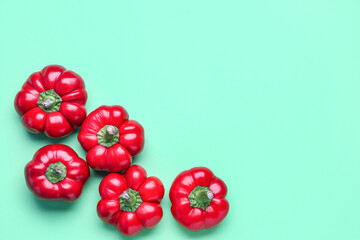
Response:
1,0,360,239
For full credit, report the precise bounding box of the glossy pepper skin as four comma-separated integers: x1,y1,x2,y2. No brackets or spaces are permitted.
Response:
78,105,144,172
169,167,229,231
25,144,90,201
14,65,87,138
97,165,164,236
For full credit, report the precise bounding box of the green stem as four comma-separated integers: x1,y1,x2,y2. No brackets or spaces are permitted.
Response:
119,189,143,212
104,125,117,142
97,125,120,148
42,97,54,109
188,186,214,210
37,89,62,113
45,162,67,184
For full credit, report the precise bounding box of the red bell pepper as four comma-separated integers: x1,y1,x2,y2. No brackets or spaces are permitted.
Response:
78,105,144,172
25,144,90,201
14,65,87,138
169,167,229,231
97,165,164,236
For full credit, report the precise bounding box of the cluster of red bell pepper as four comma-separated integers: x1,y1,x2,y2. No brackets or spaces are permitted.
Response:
16,65,229,236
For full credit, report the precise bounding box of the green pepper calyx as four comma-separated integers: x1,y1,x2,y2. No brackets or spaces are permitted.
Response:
119,188,143,212
45,162,67,184
188,186,214,210
37,89,63,113
97,125,119,148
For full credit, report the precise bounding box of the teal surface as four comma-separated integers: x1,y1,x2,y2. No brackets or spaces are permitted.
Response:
1,1,360,239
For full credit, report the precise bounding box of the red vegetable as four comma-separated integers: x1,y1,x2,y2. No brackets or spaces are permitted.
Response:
78,105,144,172
169,167,229,231
14,65,87,138
25,144,90,201
97,165,164,236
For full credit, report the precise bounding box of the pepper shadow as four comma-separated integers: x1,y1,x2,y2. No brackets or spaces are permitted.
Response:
24,131,62,144
131,155,144,166
91,165,138,178
99,221,116,232
132,227,154,238
173,218,223,238
92,169,111,178
31,195,74,211
97,221,124,239
99,221,156,239
23,127,81,144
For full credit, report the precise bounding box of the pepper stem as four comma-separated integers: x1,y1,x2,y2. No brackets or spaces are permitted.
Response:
122,191,137,206
122,191,130,200
188,186,214,210
97,125,120,148
45,162,67,184
119,188,143,212
42,98,54,109
207,191,214,200
53,167,63,175
104,125,117,141
37,89,63,113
